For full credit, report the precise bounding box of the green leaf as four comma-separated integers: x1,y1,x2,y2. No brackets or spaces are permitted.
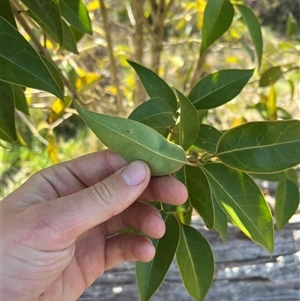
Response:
128,60,178,113
247,102,269,120
128,97,176,128
21,0,63,45
26,11,78,54
13,85,29,115
188,69,254,110
0,0,17,28
200,0,234,55
277,107,292,120
60,0,93,35
76,104,192,176
286,12,298,38
41,56,64,95
259,66,282,87
202,162,274,253
213,197,228,243
0,81,17,142
0,16,64,100
177,90,199,150
61,21,79,53
185,166,214,229
176,224,214,301
216,120,300,173
197,110,208,124
275,179,299,230
70,26,85,42
250,168,298,184
236,5,263,68
194,124,222,153
136,214,180,301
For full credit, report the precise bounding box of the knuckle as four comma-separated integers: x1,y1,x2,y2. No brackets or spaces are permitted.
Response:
90,181,114,208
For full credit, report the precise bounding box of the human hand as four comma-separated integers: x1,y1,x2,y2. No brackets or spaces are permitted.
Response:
1,150,187,301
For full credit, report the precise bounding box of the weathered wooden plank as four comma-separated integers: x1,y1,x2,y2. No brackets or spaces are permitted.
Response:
78,215,300,301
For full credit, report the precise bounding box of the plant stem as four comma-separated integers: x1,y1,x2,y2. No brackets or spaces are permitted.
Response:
99,0,124,114
189,50,210,89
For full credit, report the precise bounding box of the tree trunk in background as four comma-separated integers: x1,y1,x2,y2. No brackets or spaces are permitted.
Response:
99,0,124,114
132,1,145,105
148,0,175,73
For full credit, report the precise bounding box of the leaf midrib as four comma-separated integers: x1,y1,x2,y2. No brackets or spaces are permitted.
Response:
217,139,299,155
82,110,188,165
0,54,59,92
203,167,272,251
181,231,201,298
193,71,251,104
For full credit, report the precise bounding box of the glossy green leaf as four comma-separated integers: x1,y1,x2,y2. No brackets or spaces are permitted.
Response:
259,66,282,87
202,163,274,253
27,11,78,54
41,56,64,95
128,97,176,128
186,166,214,229
136,214,180,301
0,81,17,142
0,17,63,100
237,5,263,68
61,21,79,53
0,0,17,28
188,69,254,110
194,124,222,153
76,104,192,176
250,168,298,184
200,0,234,55
275,179,299,230
13,85,29,115
21,0,63,45
60,0,92,35
216,120,300,173
176,224,214,301
70,26,85,42
177,90,199,150
213,197,228,243
128,60,178,113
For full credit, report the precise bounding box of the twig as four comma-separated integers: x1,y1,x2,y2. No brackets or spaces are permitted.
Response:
16,111,48,145
189,50,210,89
49,112,73,130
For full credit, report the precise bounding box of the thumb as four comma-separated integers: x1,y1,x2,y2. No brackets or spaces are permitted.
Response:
30,161,151,246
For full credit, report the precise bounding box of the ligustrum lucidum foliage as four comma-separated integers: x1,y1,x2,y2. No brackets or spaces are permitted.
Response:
1,0,299,300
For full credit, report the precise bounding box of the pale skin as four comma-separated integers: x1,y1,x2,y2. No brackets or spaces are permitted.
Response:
1,150,188,301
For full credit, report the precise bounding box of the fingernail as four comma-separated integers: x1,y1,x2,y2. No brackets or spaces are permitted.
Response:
120,161,147,186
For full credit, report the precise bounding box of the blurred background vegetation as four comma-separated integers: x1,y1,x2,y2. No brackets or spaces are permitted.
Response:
1,0,299,198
